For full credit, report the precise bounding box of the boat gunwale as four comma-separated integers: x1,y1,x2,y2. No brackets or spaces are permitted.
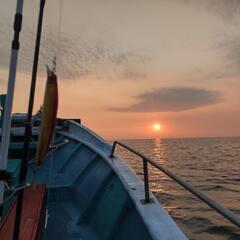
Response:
58,120,188,240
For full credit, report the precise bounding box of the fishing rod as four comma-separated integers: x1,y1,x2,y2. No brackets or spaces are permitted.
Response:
0,0,24,220
13,0,46,239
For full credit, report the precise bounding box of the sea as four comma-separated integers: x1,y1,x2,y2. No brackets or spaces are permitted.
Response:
115,137,240,240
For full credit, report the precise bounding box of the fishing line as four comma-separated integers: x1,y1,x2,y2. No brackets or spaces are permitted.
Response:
47,0,64,178
57,0,63,47
42,2,64,236
53,0,64,72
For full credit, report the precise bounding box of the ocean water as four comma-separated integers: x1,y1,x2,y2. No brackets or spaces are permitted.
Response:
115,137,240,240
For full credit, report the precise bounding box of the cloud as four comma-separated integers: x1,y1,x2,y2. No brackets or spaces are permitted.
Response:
0,24,149,80
39,32,149,80
175,0,240,80
219,35,240,65
109,87,221,112
176,0,240,21
206,0,240,21
213,32,240,79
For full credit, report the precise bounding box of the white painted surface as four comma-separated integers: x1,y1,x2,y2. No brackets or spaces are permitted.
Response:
0,0,24,214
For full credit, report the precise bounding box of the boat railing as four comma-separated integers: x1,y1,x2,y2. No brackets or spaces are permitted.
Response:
110,140,240,229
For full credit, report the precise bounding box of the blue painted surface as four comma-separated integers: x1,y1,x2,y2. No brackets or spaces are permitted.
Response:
2,118,187,240
31,138,152,240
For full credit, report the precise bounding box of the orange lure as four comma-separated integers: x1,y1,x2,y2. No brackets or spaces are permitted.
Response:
36,67,58,166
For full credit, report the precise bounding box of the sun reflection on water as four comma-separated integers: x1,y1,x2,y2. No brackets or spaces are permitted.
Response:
153,138,165,165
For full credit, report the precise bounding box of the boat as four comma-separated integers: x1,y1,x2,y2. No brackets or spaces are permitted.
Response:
1,1,240,239
0,108,187,239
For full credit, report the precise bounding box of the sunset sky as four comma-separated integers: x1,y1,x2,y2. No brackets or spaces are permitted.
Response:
0,0,240,139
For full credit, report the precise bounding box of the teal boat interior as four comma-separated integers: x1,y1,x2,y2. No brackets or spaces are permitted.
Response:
1,112,187,240
32,120,187,240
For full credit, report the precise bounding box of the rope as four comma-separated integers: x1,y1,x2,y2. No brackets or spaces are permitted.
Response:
1,183,31,208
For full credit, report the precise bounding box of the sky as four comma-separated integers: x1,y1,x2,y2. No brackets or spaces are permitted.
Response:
0,0,240,139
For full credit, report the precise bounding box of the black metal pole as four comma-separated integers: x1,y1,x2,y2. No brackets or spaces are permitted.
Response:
13,0,46,239
143,158,150,203
110,141,116,158
0,95,6,127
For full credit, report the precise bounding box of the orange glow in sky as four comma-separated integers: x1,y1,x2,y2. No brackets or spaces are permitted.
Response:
1,1,240,140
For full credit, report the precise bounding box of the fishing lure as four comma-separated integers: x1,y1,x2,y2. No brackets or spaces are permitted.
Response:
36,65,58,166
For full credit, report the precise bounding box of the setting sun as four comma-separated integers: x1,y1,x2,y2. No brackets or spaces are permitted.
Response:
153,123,161,131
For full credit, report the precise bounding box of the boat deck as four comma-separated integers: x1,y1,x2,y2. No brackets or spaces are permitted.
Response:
30,121,187,240
1,120,187,240
0,185,46,240
33,139,153,240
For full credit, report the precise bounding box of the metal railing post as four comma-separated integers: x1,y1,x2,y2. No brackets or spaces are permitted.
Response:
0,95,6,127
143,158,150,203
108,140,240,228
110,141,117,158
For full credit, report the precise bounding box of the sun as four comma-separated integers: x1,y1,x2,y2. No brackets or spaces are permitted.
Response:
153,123,161,131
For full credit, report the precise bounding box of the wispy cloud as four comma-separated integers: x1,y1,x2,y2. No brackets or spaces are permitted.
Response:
205,0,240,22
218,35,240,68
0,24,149,80
173,0,240,80
109,87,222,112
177,0,240,21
